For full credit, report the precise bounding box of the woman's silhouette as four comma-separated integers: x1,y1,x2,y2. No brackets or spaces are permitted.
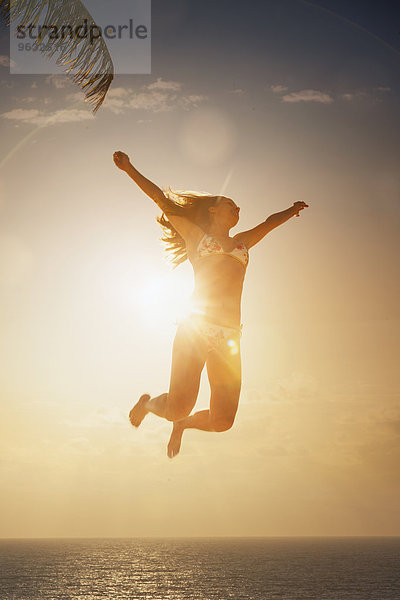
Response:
113,150,308,457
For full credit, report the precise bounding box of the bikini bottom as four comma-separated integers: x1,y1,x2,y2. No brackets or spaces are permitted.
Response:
182,313,242,354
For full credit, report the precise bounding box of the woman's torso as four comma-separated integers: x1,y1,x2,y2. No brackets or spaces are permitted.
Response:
186,232,248,328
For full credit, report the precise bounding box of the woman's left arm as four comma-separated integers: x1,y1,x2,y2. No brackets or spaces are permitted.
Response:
234,201,309,249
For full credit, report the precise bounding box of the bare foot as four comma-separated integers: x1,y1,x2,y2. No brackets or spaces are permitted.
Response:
129,394,150,427
167,422,184,459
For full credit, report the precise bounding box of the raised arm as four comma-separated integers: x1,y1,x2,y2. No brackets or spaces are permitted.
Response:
234,201,309,249
113,150,170,211
112,150,203,242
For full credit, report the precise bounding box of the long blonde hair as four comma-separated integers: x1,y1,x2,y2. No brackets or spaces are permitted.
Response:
157,187,221,267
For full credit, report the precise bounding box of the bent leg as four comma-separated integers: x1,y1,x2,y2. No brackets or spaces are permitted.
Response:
207,336,241,431
130,318,207,428
167,336,242,458
165,318,207,421
129,392,167,427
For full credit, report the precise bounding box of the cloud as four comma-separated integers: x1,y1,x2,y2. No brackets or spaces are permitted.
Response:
97,88,129,114
13,95,52,107
20,97,37,103
341,88,390,103
45,74,73,89
1,108,94,126
107,87,129,98
65,406,127,429
235,375,400,474
147,77,182,91
102,97,126,114
66,91,85,103
0,55,16,68
281,89,334,104
342,90,370,101
274,86,390,105
179,94,208,109
229,88,245,95
1,108,42,123
270,85,333,103
271,84,288,94
48,109,94,124
128,91,172,111
102,79,208,114
4,76,206,117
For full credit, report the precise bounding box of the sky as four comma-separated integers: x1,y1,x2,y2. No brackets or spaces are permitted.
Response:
0,0,399,538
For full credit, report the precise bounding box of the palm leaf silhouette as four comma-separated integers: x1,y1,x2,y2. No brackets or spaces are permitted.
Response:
0,0,114,112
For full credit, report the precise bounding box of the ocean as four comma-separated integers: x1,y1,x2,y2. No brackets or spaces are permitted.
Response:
0,538,399,600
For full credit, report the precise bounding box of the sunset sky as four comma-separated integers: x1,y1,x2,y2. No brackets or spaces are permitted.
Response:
0,0,399,538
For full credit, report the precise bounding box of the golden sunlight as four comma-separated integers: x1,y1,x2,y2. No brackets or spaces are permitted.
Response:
99,255,194,325
136,266,194,324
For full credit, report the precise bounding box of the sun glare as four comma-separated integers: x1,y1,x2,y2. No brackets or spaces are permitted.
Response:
100,256,194,326
136,268,193,324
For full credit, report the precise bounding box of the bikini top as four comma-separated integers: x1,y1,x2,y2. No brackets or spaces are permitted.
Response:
195,233,249,268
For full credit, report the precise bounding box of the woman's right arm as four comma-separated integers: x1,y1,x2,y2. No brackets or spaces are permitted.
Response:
113,150,170,213
113,151,204,242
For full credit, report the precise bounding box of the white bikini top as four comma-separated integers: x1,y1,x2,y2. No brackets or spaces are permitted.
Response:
195,233,249,268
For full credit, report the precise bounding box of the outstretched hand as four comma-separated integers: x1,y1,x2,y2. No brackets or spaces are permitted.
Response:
293,201,309,217
113,150,131,171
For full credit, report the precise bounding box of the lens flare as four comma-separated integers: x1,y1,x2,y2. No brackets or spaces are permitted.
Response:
227,338,239,355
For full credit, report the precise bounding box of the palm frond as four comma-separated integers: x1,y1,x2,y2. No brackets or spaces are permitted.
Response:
0,0,114,112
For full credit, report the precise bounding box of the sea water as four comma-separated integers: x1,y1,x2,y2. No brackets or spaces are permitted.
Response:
0,537,399,600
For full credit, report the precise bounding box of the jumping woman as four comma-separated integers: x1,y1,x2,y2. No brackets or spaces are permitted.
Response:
113,150,309,458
